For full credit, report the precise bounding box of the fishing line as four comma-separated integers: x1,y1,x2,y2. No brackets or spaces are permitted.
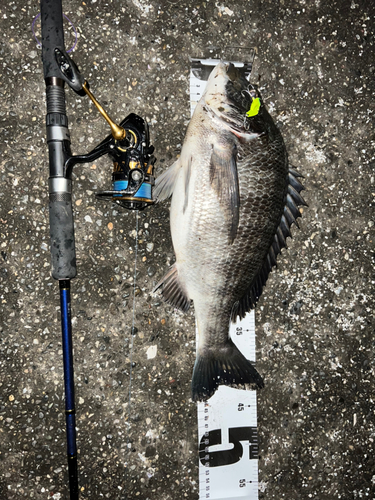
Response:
125,209,139,455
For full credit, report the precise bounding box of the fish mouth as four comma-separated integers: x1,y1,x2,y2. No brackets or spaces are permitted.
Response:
224,62,241,82
204,62,261,134
215,63,253,121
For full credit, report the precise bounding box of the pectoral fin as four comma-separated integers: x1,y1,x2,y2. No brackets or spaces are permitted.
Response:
153,159,181,201
210,141,240,243
183,156,192,213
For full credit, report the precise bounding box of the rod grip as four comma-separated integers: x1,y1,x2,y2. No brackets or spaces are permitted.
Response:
49,185,77,280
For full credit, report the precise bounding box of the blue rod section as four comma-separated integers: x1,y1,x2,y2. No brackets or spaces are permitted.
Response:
59,279,79,499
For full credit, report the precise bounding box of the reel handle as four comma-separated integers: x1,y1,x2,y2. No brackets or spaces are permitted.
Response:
82,81,129,142
52,48,129,143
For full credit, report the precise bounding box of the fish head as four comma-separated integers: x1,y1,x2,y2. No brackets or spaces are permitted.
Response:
203,61,264,133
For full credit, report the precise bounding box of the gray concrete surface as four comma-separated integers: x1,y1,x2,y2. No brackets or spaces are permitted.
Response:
1,0,374,499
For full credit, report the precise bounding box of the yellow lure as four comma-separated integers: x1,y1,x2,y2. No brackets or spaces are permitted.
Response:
246,97,261,117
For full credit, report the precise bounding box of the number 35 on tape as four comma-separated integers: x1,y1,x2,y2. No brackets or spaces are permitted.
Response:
197,386,259,500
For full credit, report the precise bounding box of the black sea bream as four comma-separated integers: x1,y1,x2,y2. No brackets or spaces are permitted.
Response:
154,62,306,401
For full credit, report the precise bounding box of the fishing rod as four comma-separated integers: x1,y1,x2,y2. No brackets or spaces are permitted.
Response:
40,0,156,497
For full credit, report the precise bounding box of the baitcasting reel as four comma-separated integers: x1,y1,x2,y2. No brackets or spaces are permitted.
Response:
56,48,156,209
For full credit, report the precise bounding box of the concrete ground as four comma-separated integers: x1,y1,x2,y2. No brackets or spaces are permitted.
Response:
1,0,374,499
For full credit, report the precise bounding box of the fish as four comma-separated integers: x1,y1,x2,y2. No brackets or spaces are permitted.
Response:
153,61,306,402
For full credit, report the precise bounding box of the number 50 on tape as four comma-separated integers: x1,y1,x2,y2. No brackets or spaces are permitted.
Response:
197,386,258,500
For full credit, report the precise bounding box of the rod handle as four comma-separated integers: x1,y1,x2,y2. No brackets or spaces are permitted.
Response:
49,179,77,280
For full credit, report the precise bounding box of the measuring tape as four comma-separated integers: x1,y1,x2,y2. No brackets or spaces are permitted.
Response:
190,58,259,500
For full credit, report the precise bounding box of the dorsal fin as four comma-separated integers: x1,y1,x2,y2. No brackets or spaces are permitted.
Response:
231,167,307,321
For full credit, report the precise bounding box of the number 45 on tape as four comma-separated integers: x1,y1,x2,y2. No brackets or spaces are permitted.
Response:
197,313,259,500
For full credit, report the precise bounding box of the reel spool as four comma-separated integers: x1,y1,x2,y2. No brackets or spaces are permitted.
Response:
96,113,156,210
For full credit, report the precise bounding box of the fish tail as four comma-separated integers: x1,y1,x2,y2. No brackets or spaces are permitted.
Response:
191,339,264,402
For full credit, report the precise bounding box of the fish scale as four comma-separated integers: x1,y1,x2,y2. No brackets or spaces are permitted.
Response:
229,136,288,299
154,61,305,401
